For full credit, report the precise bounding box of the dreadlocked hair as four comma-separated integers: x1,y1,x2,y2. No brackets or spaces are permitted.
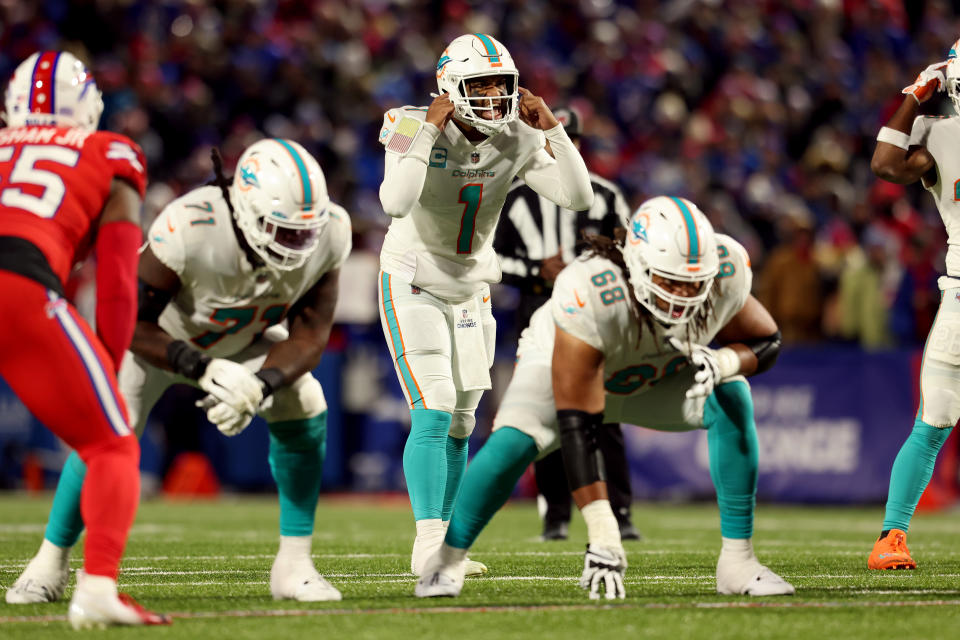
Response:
207,147,262,267
207,147,235,215
583,228,721,348
583,228,654,346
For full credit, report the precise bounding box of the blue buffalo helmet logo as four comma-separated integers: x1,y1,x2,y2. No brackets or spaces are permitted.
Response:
631,216,648,243
240,165,260,189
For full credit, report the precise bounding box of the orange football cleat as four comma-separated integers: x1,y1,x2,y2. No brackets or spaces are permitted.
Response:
868,529,917,570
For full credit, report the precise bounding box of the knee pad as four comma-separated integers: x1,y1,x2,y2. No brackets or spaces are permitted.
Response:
261,373,327,422
919,387,960,429
449,410,476,439
920,325,960,426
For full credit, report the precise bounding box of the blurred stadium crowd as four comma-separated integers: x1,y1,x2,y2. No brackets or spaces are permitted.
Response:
2,0,959,351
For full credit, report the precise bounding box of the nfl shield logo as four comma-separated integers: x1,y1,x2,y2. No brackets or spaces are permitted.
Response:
470,152,480,164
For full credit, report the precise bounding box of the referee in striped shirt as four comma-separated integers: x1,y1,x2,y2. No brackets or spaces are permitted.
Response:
494,106,640,541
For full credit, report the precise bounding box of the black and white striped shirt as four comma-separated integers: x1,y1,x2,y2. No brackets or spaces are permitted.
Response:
494,172,629,329
495,172,629,290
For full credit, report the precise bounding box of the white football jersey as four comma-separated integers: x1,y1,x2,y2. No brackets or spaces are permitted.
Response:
147,185,352,358
378,106,547,300
911,115,960,279
522,234,752,396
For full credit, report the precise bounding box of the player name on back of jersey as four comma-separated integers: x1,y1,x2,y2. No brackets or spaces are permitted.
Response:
0,125,91,148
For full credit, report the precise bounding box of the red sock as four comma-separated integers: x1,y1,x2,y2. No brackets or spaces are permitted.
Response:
78,434,140,579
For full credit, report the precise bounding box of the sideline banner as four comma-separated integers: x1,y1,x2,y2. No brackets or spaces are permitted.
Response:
623,347,922,503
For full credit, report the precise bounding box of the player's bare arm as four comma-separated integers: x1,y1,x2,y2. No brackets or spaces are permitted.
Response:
670,294,781,413
552,324,627,600
99,178,142,226
552,325,607,507
553,325,605,412
128,243,182,369
259,267,340,390
713,294,780,377
871,61,945,186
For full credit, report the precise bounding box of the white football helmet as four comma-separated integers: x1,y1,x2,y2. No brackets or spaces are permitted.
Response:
947,39,960,114
3,51,103,132
622,196,720,325
231,139,330,271
436,33,519,136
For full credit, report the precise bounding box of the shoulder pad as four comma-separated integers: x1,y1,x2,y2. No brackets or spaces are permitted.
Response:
91,131,148,197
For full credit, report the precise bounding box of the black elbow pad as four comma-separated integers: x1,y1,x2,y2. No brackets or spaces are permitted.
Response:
744,330,781,374
137,279,173,324
557,409,606,492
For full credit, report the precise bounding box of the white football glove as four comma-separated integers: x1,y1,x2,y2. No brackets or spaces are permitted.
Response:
902,60,949,104
668,337,722,400
680,395,707,427
196,394,255,437
197,358,264,415
579,544,626,601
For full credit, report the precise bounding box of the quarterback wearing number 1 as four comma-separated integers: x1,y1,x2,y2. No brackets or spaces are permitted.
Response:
376,33,593,576
8,139,351,604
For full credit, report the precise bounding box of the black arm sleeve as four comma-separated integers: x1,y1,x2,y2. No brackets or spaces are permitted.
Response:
137,279,174,323
742,330,781,374
557,409,606,492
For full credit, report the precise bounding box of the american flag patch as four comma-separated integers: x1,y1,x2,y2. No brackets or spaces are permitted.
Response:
386,117,422,154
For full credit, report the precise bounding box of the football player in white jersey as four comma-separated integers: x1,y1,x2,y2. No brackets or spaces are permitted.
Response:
7,139,351,604
867,42,960,570
416,196,794,600
376,32,593,576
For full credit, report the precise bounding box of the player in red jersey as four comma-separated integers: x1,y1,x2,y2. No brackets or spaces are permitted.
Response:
0,51,169,628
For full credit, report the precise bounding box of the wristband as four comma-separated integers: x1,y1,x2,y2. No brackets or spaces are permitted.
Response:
714,347,741,379
580,500,622,550
167,340,210,380
255,367,285,398
877,126,911,151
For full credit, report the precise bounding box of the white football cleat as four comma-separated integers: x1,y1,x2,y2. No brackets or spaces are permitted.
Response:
464,558,487,577
716,557,795,596
270,556,342,602
5,542,71,604
68,571,170,629
411,522,445,576
415,553,466,598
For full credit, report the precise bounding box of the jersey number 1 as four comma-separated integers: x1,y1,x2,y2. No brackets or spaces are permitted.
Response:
457,183,483,254
0,145,81,218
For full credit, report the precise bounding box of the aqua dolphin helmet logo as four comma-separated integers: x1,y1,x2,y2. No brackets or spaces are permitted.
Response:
631,216,648,243
437,55,453,71
240,164,260,189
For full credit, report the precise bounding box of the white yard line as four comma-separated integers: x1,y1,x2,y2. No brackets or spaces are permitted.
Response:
4,598,960,624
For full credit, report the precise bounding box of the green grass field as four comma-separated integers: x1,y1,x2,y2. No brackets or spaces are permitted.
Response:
1,495,959,639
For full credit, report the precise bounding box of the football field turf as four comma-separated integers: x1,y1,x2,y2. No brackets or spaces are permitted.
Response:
1,495,958,638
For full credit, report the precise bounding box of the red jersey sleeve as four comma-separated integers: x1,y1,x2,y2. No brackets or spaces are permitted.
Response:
89,131,148,198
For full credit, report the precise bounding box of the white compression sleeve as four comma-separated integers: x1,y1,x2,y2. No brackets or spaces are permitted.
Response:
378,122,441,218
520,124,594,211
